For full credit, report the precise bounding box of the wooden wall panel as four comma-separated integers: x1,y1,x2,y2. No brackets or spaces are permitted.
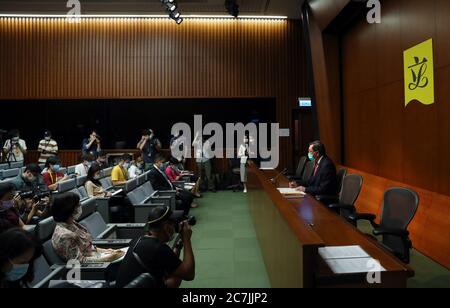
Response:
0,18,306,170
341,0,450,196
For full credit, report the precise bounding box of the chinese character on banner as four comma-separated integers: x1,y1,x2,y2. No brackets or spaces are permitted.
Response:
403,39,435,107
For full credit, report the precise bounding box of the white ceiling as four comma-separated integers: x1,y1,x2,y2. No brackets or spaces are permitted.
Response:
0,0,303,19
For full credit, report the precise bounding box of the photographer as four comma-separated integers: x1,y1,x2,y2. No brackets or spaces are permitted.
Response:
0,183,25,232
116,206,195,288
37,130,58,164
2,129,27,163
42,156,69,191
17,191,50,225
81,130,101,156
137,129,162,168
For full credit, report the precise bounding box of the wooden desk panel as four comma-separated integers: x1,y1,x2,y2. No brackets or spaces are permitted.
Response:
247,163,413,288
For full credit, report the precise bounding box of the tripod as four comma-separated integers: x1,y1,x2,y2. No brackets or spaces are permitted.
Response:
3,138,18,166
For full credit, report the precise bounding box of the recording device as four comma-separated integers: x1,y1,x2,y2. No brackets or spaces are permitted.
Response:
270,168,288,184
19,191,51,203
175,215,196,233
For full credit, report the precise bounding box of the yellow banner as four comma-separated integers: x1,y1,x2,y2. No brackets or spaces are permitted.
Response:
403,39,435,107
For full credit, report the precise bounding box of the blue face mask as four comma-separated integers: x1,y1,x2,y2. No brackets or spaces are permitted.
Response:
1,200,14,210
52,164,60,172
6,263,29,281
308,152,315,161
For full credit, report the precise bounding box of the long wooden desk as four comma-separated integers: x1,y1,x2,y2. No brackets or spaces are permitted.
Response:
246,163,414,288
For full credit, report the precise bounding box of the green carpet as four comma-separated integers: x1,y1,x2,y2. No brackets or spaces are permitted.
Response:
181,191,449,288
182,191,271,288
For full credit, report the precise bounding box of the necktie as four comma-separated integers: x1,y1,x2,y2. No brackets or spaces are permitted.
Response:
313,162,319,177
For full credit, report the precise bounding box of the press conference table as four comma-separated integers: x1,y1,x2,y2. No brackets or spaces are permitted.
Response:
246,162,414,288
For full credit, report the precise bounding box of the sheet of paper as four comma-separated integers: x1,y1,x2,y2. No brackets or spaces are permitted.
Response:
324,257,386,274
318,245,370,260
277,188,306,196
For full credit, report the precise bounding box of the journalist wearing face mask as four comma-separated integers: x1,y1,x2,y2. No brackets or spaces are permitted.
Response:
42,156,69,191
38,130,58,164
111,154,132,186
51,192,125,264
10,164,42,192
0,183,25,232
0,228,40,288
85,164,112,198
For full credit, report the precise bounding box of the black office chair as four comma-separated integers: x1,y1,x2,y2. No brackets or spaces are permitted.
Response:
348,187,419,264
328,174,363,219
316,168,348,207
124,273,156,288
287,156,307,182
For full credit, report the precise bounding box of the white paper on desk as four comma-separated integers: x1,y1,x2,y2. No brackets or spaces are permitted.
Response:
324,257,386,274
99,247,128,264
319,245,370,260
277,188,306,196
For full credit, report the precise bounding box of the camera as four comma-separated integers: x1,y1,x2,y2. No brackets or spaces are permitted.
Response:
19,191,51,203
175,215,196,233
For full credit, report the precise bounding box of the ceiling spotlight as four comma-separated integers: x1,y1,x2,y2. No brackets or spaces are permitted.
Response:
225,0,239,18
160,0,183,25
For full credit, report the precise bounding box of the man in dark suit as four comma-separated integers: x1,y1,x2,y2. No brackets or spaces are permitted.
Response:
148,155,195,215
290,141,337,196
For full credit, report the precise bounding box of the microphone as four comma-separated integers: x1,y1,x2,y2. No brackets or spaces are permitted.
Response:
270,168,288,184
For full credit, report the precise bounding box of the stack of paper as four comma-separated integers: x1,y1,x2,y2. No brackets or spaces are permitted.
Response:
319,246,386,274
277,188,306,198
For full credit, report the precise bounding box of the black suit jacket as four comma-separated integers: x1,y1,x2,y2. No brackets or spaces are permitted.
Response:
148,166,173,191
305,155,337,196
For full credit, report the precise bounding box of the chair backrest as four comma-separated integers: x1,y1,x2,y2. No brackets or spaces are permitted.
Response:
57,178,77,193
103,167,113,177
124,178,138,192
9,161,24,169
79,212,107,239
301,160,315,184
127,189,145,205
36,216,56,242
43,240,65,265
67,166,76,175
380,187,419,261
76,175,87,187
124,273,156,288
142,182,154,197
99,177,112,190
30,255,53,287
339,174,363,219
0,168,20,179
78,186,89,200
59,167,67,175
336,168,348,194
137,174,146,186
0,163,8,170
295,156,307,177
80,198,97,221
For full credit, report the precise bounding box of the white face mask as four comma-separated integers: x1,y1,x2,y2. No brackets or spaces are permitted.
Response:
73,206,82,220
45,137,51,141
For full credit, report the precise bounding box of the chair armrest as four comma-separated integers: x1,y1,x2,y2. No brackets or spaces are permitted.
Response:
373,228,409,237
328,203,355,210
172,181,186,186
32,265,65,288
143,195,172,206
96,225,116,239
61,263,111,281
158,190,177,197
348,213,379,228
111,223,146,228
